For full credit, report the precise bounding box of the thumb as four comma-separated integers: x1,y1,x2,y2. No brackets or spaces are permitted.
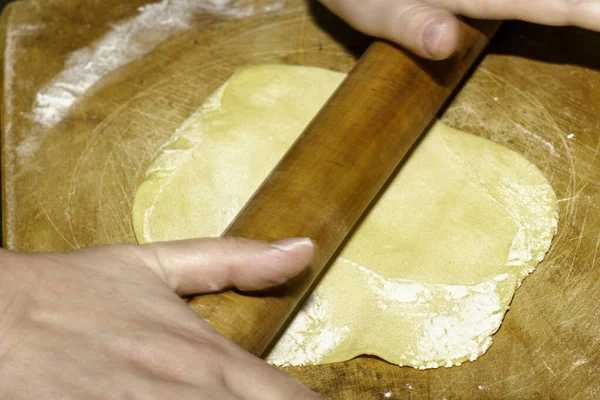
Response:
136,237,314,296
320,0,460,60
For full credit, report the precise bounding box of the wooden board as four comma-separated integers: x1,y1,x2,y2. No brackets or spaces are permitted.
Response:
2,0,599,398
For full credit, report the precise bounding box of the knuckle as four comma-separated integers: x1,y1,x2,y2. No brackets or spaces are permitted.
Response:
146,243,170,269
97,243,154,273
392,2,432,27
100,243,139,260
134,242,174,285
217,236,252,251
129,333,195,381
388,2,446,45
323,0,378,24
127,331,225,382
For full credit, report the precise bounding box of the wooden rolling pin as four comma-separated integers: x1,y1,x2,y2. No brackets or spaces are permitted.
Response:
189,20,502,357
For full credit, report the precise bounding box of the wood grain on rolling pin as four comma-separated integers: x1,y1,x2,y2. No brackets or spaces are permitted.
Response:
188,20,502,357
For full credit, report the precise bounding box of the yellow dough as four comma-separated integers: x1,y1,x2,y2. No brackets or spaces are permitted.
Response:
132,65,559,369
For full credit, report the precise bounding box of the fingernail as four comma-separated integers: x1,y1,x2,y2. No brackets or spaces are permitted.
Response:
424,20,448,58
270,237,314,251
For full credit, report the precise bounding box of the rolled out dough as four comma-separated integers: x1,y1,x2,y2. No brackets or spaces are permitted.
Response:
132,65,558,369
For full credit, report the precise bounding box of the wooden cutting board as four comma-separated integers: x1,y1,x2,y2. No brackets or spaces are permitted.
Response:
2,0,599,398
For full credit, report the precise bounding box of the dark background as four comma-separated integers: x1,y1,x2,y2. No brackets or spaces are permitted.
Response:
0,0,14,11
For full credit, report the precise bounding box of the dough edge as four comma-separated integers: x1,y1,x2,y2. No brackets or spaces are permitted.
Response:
131,64,559,370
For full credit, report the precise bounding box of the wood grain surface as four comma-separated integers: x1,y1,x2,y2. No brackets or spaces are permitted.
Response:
1,0,599,398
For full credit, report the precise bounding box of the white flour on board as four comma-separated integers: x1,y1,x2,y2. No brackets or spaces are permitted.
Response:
31,0,282,129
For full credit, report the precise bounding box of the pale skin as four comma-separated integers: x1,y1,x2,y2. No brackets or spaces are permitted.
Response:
1,1,599,398
323,0,600,59
0,237,318,399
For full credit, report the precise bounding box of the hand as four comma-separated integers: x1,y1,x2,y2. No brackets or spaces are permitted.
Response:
0,237,318,399
321,0,600,59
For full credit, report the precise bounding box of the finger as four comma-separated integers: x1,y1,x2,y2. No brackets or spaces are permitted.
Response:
430,0,600,31
319,0,461,59
222,351,320,400
137,236,314,295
